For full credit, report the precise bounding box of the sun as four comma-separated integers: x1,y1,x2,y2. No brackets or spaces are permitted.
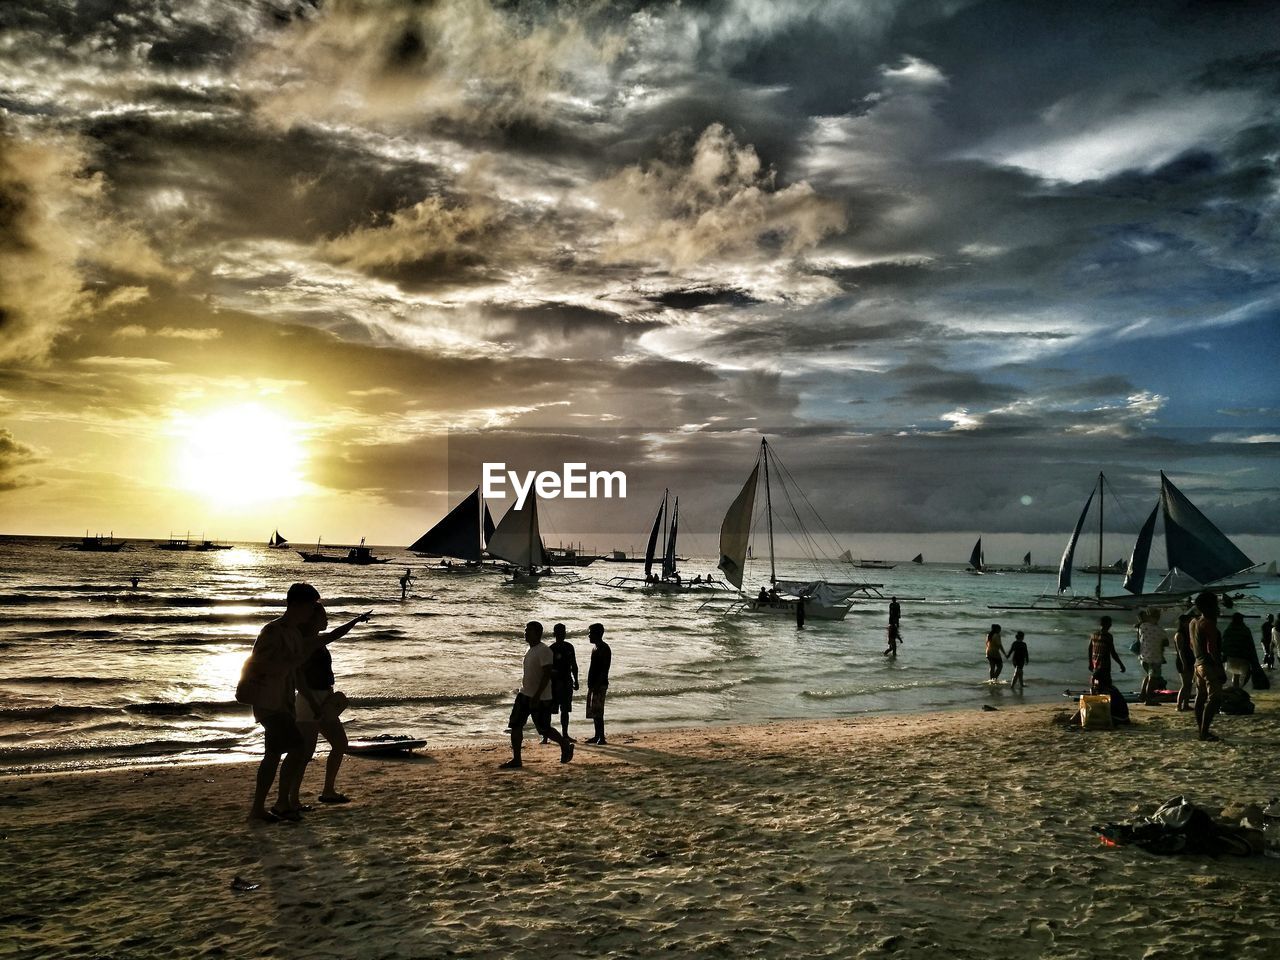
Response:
172,404,307,504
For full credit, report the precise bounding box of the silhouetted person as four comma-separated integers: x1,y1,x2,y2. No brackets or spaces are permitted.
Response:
290,603,371,809
1220,611,1255,689
1191,590,1225,742
757,587,769,606
796,595,805,629
501,621,572,768
1009,630,1029,692
399,568,414,600
1262,614,1274,668
1173,613,1195,712
985,624,1007,680
884,623,900,658
129,576,139,590
585,623,612,745
1088,615,1124,689
889,597,901,628
544,622,579,742
244,583,330,823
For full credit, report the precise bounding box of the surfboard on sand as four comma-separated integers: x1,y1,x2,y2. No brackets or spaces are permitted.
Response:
346,735,427,756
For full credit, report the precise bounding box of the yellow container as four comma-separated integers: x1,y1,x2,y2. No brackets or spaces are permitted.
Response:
1080,694,1114,729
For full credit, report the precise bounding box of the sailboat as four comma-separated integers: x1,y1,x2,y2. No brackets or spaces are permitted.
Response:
912,553,924,565
837,548,896,570
703,438,874,621
267,530,289,549
604,491,730,593
997,472,1258,611
408,487,496,573
989,550,1052,574
966,538,985,574
486,498,585,585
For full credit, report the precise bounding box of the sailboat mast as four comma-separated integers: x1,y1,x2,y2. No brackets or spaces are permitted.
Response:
1096,472,1104,599
661,489,669,569
762,439,776,584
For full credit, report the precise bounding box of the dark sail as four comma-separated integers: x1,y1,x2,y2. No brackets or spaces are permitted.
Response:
912,553,923,564
483,504,495,545
409,488,485,561
663,497,680,579
1161,472,1253,585
969,537,984,571
644,492,667,579
1058,489,1094,594
1123,502,1158,594
1023,551,1031,567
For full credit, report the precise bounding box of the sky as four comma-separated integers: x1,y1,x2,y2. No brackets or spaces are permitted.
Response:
0,0,1277,563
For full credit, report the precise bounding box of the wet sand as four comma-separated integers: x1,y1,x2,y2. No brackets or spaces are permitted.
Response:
3,699,1280,959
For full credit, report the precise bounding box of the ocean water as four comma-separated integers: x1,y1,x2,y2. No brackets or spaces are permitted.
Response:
3,536,1277,775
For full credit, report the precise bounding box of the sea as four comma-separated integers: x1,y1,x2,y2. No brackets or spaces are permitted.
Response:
3,536,1278,775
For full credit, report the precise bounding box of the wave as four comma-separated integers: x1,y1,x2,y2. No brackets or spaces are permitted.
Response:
0,612,264,627
3,675,131,686
0,735,247,764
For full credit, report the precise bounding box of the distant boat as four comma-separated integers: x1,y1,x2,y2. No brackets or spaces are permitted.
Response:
997,471,1258,612
156,533,232,551
605,491,729,594
912,553,924,565
1076,558,1127,575
704,438,874,620
966,538,985,574
838,549,897,570
298,537,389,565
268,530,289,549
485,498,561,585
544,545,600,567
60,531,126,552
409,487,495,571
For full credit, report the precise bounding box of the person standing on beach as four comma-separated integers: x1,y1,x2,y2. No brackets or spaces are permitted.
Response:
1220,612,1256,689
242,583,328,823
1137,608,1169,704
290,603,372,809
544,623,579,743
1009,631,1029,692
884,623,900,659
985,624,1008,680
399,568,414,600
585,623,612,745
502,621,573,769
1173,613,1195,712
1088,616,1125,689
1190,590,1225,742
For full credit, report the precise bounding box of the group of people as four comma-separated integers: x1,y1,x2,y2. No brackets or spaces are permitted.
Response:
241,584,617,822
502,620,612,769
983,624,1030,691
241,583,372,824
1081,592,1272,741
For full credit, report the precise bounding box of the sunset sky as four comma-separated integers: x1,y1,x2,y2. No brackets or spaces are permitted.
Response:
1,1,1277,561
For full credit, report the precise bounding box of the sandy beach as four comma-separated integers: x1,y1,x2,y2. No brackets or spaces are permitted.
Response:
4,699,1280,960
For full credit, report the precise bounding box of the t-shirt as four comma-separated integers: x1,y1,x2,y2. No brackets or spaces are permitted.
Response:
588,640,612,689
302,644,335,690
521,642,554,700
550,639,577,697
1138,622,1167,664
1009,639,1028,666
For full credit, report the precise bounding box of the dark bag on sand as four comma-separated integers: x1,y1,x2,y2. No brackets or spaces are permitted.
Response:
235,654,273,707
1096,796,1254,857
1220,686,1255,715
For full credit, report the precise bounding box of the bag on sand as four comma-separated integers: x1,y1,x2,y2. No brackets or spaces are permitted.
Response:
1097,796,1256,856
235,654,273,707
1220,686,1255,715
1080,694,1114,729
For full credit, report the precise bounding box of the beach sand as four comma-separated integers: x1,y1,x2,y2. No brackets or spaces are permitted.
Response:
4,700,1280,959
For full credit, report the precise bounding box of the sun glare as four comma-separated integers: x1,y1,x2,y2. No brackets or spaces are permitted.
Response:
172,404,307,504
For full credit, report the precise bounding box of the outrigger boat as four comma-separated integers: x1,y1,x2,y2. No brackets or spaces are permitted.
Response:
298,537,390,565
604,490,732,594
700,438,885,621
992,472,1259,612
409,487,497,574
155,533,232,551
486,498,587,586
60,531,126,552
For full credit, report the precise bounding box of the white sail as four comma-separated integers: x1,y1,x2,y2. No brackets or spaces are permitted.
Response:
718,463,760,589
838,548,853,563
486,498,546,569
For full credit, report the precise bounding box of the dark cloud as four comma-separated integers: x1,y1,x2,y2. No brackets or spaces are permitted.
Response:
0,427,40,491
889,364,1022,405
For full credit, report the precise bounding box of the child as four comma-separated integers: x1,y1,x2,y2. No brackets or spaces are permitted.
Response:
1009,630,1029,692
